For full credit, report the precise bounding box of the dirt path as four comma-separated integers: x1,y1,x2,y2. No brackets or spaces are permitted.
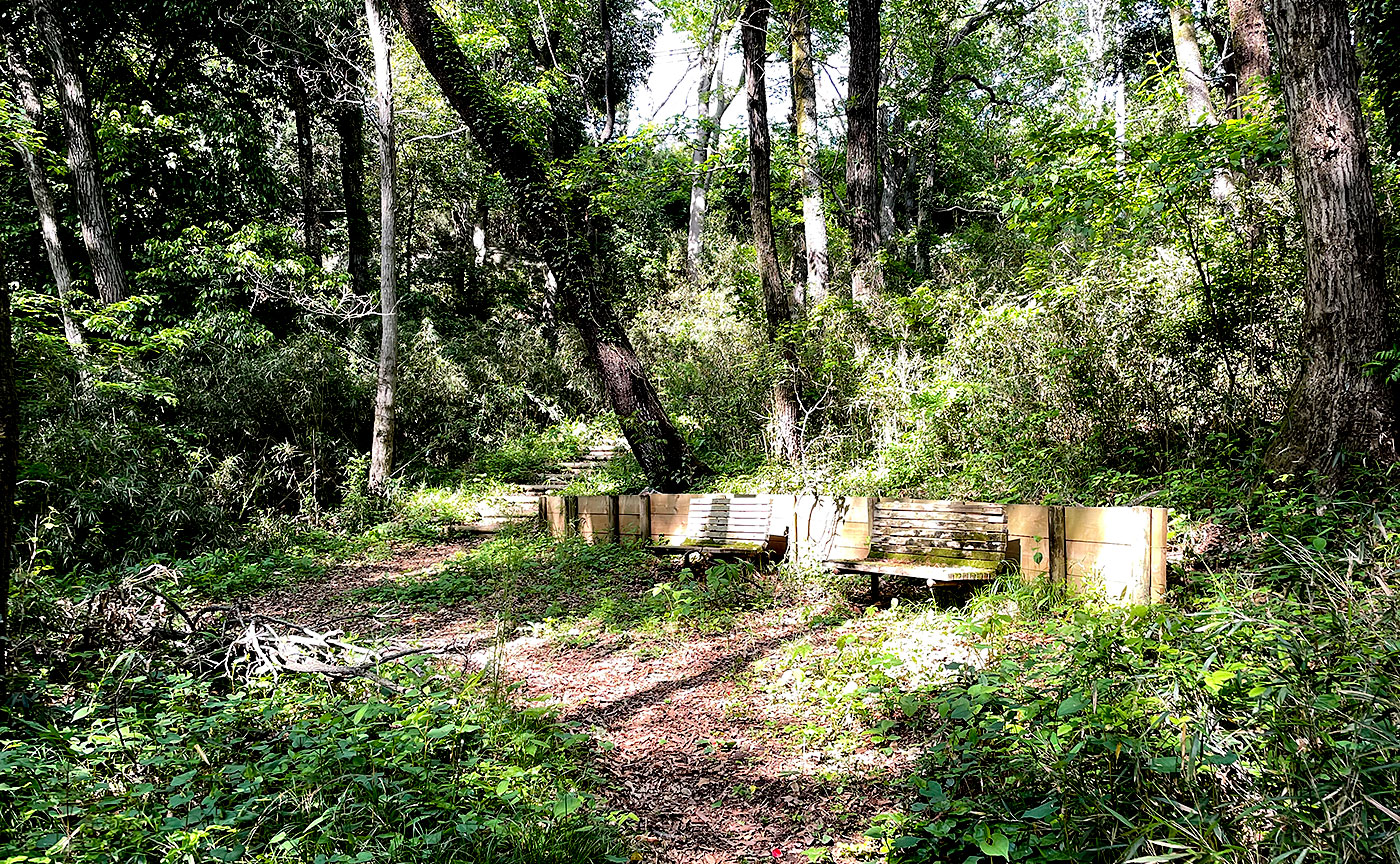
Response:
254,540,966,863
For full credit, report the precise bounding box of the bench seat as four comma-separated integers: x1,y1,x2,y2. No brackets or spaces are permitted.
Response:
649,495,786,564
827,498,1009,597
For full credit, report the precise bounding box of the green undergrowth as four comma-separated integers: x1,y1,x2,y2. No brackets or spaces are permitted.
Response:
0,663,630,864
355,527,772,635
869,556,1400,863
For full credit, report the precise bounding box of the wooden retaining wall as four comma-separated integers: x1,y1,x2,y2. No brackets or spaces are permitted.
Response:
533,494,1167,605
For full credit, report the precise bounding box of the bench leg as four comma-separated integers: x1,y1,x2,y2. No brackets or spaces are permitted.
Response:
870,573,880,603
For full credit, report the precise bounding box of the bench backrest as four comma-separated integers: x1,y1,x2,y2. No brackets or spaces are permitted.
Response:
870,499,1008,567
683,495,773,549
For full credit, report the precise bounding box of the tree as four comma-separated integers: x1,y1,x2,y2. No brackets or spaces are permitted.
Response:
338,102,374,296
1272,0,1397,474
288,67,322,266
685,2,742,281
6,37,84,352
32,0,127,305
846,0,882,301
741,0,802,460
790,0,828,305
366,0,398,495
0,251,14,699
1226,0,1271,115
387,0,710,490
1168,4,1214,125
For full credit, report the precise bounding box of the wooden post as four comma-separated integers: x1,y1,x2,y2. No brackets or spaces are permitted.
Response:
537,494,547,529
565,496,579,537
608,494,620,544
640,494,652,545
1048,505,1067,589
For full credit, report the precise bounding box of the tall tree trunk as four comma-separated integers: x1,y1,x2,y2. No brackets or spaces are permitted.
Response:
337,103,373,296
600,0,616,141
387,0,710,489
0,251,15,699
686,11,739,282
367,0,398,495
914,56,947,273
1272,0,1396,474
1227,0,1271,114
7,40,83,352
32,0,126,305
790,0,828,306
1169,5,1216,125
742,0,801,460
847,0,882,302
288,68,322,266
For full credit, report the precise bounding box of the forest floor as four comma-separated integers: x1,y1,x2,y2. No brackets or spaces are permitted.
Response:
249,538,978,863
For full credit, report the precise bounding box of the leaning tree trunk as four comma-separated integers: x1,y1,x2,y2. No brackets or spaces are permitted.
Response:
366,0,398,495
288,68,322,266
846,0,882,302
791,0,828,307
337,103,373,296
32,0,126,305
742,0,802,461
1272,0,1397,475
387,0,710,489
7,40,83,352
1227,0,1271,114
1169,5,1216,125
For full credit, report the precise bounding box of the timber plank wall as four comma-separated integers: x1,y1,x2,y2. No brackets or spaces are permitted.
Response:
489,494,1167,605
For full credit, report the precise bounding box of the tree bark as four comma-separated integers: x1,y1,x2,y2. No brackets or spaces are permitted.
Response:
7,40,83,352
790,0,828,306
289,67,322,266
0,253,15,698
686,11,740,282
387,0,710,489
1272,0,1397,474
367,0,398,495
1169,5,1216,125
1226,0,1271,114
32,0,127,305
846,0,882,302
337,103,374,297
742,0,802,461
600,0,616,141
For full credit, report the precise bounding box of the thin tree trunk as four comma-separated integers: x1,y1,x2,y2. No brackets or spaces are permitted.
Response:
337,103,373,296
388,0,710,489
367,0,398,495
289,68,322,266
847,0,882,302
1227,0,1271,114
0,252,15,699
600,0,616,141
914,56,947,273
1272,0,1397,474
742,0,801,461
7,41,83,351
32,0,127,305
687,10,739,282
791,0,827,306
1169,5,1216,125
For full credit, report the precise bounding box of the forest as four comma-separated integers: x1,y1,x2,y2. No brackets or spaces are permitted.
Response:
1,0,1399,857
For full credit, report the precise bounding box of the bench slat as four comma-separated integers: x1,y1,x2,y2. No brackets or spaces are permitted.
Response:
875,501,1005,516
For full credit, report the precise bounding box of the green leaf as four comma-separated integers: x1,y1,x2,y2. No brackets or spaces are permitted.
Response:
1056,695,1086,717
1023,800,1056,819
977,831,1011,858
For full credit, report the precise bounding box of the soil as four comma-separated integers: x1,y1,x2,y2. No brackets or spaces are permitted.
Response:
251,540,970,863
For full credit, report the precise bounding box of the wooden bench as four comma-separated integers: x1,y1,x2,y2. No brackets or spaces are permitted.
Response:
650,494,788,565
827,499,1010,597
